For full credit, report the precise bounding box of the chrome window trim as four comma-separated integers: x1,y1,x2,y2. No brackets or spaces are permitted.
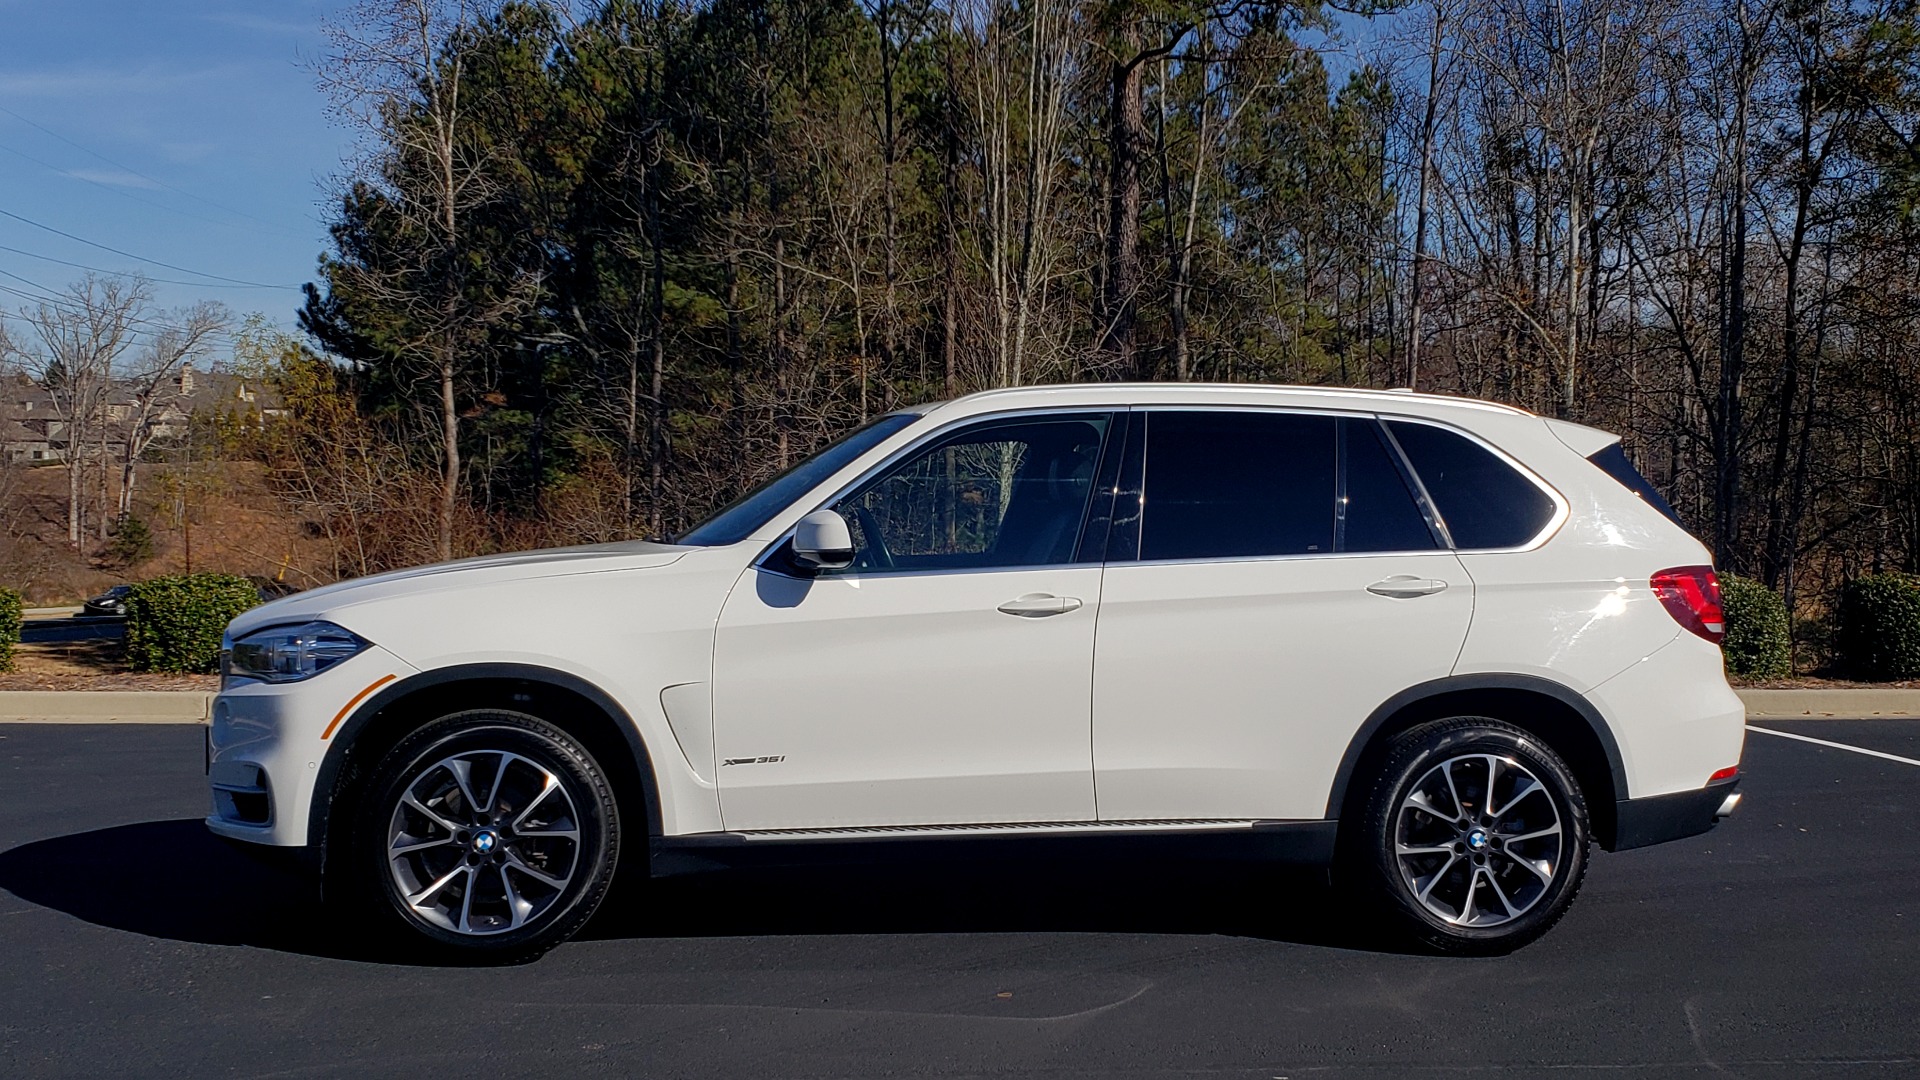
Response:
1101,548,1471,571
1375,413,1570,555
751,401,1569,577
1125,404,1448,564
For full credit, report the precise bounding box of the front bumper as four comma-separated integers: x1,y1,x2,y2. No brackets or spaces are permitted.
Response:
205,645,416,847
1609,777,1741,851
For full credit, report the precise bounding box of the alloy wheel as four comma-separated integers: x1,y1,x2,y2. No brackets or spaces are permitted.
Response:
385,749,582,936
1393,753,1564,927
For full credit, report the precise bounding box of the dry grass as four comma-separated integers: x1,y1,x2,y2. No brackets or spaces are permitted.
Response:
0,460,335,607
0,640,218,691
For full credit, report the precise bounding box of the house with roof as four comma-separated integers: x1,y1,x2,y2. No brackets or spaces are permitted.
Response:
0,362,284,466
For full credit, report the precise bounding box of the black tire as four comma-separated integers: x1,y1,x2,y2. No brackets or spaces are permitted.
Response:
1342,717,1590,956
342,709,620,964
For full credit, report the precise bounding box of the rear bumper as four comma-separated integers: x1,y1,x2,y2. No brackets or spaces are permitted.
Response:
1608,778,1740,851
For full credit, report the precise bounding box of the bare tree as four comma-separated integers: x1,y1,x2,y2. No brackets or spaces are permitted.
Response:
960,0,1077,388
114,302,228,520
321,0,540,561
2,276,147,548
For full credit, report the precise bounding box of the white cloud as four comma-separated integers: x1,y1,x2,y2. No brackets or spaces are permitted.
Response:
198,12,323,37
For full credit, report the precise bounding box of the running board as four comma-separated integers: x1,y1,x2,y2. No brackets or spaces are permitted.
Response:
651,818,1339,872
732,818,1259,842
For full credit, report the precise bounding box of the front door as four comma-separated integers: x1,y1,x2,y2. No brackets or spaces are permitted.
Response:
713,412,1116,831
1092,410,1475,822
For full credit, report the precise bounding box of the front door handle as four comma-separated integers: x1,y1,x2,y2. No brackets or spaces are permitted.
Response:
1366,575,1449,599
998,593,1084,617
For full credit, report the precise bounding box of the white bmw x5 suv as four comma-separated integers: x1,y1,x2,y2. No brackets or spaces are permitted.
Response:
208,384,1744,960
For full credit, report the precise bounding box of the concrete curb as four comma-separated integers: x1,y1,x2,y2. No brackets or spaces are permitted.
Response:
1737,688,1920,718
0,691,213,725
0,687,1913,725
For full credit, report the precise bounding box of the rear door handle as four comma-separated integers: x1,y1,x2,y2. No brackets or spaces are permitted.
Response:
1366,575,1449,599
998,593,1083,617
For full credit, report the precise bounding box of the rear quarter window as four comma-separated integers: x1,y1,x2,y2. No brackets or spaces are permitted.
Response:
1385,420,1557,549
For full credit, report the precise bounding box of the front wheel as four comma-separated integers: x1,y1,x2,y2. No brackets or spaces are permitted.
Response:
346,710,620,963
1343,717,1590,955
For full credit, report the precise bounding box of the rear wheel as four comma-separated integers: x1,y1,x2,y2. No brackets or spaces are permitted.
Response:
345,709,620,963
1344,717,1590,955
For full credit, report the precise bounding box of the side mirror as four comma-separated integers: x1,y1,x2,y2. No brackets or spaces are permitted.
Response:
791,509,855,571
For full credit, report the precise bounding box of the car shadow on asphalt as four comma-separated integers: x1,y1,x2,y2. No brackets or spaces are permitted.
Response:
0,819,1387,963
0,819,381,960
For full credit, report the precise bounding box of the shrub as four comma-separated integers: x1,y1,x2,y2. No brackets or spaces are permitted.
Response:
125,574,259,674
1718,576,1791,680
1835,573,1920,681
0,587,20,673
104,515,155,569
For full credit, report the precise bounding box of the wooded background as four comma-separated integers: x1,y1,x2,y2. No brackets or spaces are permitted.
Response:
170,0,1920,649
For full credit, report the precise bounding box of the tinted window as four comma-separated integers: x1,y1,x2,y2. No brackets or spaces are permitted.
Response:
1587,443,1682,526
1140,411,1335,560
1340,419,1438,552
1386,420,1556,549
837,414,1110,571
680,413,919,545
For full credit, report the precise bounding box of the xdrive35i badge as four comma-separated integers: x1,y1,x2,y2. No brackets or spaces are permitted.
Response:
721,755,786,766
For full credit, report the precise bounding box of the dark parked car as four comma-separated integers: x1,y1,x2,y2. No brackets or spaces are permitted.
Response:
82,585,131,618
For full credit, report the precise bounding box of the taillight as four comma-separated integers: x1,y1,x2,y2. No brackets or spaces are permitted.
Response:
1652,566,1725,644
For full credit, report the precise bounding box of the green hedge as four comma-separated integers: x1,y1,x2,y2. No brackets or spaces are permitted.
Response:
0,587,20,673
1835,573,1920,681
125,574,259,674
1719,576,1791,680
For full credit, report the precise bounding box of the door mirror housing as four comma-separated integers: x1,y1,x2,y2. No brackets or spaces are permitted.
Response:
792,509,856,571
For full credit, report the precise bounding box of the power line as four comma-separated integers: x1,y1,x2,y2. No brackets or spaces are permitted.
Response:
0,239,289,293
0,220,299,291
0,284,244,353
0,103,297,233
0,207,300,289
0,270,248,351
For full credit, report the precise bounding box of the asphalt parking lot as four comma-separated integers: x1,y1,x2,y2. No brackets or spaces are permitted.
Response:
1,720,1916,1078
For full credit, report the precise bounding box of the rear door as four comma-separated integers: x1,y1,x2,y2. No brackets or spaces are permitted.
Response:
1091,410,1475,822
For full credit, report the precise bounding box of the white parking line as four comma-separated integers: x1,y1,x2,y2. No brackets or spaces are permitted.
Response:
1746,724,1920,767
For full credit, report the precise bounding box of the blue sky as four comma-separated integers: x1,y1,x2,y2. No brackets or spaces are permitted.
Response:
0,0,352,345
0,1,1395,357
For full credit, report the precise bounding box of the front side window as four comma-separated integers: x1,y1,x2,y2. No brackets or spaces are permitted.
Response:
1385,420,1558,549
834,414,1112,572
678,413,920,546
1139,411,1336,561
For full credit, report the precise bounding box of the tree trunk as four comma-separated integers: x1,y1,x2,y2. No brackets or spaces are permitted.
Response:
1407,6,1444,391
1763,63,1823,588
1100,21,1146,378
438,349,458,563
1714,65,1751,573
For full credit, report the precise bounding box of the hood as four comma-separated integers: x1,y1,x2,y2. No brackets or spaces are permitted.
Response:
227,539,692,638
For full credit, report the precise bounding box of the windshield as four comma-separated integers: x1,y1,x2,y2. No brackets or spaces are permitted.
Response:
676,413,921,546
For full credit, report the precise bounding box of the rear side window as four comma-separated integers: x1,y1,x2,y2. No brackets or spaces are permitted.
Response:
1586,442,1682,525
1340,419,1439,553
1386,420,1557,549
1141,411,1335,560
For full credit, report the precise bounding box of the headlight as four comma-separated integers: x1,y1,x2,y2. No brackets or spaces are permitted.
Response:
226,621,369,683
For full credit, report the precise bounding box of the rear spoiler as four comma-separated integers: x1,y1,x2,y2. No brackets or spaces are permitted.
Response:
1543,417,1621,457
1546,418,1684,526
